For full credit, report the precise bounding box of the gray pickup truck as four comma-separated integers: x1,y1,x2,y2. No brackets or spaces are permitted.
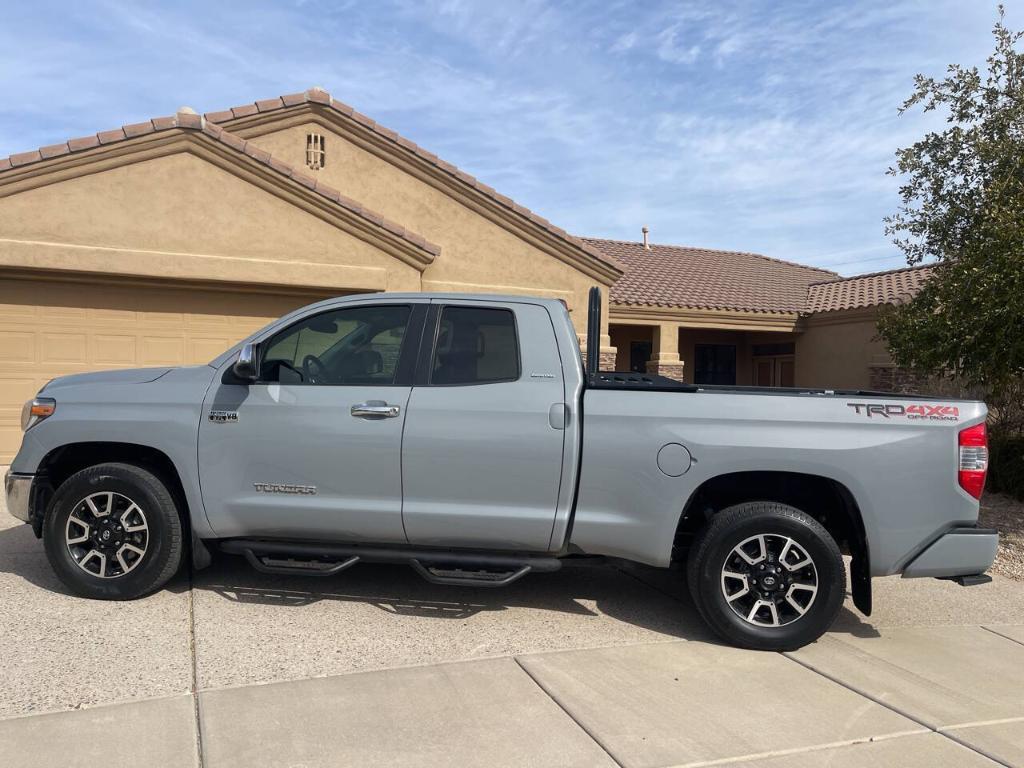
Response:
5,288,998,650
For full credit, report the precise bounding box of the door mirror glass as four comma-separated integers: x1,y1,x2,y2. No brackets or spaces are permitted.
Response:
233,342,258,381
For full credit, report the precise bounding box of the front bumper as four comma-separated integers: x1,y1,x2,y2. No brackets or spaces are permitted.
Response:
4,470,33,523
902,526,999,579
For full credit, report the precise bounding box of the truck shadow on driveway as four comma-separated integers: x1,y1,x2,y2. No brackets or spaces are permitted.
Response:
192,554,880,643
0,524,879,643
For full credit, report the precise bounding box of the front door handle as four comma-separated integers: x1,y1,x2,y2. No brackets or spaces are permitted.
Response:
351,401,401,419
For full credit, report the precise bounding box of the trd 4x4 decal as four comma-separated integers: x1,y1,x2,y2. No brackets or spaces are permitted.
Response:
847,403,960,421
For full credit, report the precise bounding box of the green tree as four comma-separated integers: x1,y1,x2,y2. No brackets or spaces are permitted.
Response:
879,7,1024,401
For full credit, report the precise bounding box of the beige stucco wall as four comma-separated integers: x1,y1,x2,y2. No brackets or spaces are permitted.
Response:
610,325,653,371
795,310,891,389
0,148,420,293
246,121,612,337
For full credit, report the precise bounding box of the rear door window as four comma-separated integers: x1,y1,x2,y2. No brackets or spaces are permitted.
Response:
430,306,519,385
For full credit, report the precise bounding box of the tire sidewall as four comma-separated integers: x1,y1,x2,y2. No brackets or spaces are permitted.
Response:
695,506,845,650
44,465,180,599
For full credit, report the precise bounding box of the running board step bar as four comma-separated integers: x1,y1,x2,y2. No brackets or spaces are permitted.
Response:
243,550,360,577
410,560,533,587
220,539,560,587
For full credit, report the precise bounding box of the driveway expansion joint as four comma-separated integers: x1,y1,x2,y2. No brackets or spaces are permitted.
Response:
188,571,205,768
781,648,1017,768
659,730,934,768
511,655,625,768
981,624,1024,647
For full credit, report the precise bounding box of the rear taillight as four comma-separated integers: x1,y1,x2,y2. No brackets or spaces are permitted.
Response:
958,423,988,500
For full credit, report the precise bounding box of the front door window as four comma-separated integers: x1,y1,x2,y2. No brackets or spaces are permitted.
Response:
260,304,412,385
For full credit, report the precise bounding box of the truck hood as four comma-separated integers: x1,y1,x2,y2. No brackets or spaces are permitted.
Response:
42,367,176,391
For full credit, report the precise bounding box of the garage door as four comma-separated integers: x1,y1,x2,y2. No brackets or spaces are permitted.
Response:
0,276,331,463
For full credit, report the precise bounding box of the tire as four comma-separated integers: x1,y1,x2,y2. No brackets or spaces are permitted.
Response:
687,501,845,651
43,463,184,600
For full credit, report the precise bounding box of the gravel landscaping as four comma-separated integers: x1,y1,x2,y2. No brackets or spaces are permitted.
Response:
980,492,1024,581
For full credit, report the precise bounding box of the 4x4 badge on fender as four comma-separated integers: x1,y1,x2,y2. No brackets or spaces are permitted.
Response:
208,410,239,423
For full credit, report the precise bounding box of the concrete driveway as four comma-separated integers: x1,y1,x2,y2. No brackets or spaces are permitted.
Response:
2,496,1023,767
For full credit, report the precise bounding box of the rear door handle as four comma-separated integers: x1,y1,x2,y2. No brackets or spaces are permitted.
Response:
351,401,401,419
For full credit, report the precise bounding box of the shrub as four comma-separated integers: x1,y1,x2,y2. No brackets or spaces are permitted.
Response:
987,431,1024,501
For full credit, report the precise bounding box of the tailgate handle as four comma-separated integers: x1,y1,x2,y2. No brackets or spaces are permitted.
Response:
351,401,401,419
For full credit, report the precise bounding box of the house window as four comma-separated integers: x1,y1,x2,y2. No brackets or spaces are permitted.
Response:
306,133,326,170
694,344,736,385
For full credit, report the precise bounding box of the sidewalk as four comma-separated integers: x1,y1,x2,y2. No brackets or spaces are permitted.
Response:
2,625,1022,767
2,494,1023,767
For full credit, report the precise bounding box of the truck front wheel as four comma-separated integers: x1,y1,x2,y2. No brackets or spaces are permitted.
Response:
687,502,845,651
43,463,184,600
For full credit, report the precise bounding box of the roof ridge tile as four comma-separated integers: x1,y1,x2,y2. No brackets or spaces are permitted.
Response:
807,262,935,286
582,236,837,276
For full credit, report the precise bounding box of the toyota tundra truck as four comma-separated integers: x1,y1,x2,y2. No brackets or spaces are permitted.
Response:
4,288,998,650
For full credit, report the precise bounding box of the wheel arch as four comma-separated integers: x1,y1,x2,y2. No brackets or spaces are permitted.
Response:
675,470,871,615
31,442,191,543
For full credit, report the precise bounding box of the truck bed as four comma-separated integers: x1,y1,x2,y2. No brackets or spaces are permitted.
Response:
587,371,944,399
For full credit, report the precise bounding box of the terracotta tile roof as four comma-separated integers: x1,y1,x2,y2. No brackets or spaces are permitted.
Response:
0,112,440,260
206,88,621,275
805,264,933,313
585,238,838,314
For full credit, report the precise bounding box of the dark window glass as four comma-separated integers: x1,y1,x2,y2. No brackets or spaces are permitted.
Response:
752,342,796,357
630,341,652,373
694,344,737,385
260,305,410,385
431,306,519,385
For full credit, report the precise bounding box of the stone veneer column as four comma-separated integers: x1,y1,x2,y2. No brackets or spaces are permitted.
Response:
578,334,618,372
645,322,685,380
869,364,927,394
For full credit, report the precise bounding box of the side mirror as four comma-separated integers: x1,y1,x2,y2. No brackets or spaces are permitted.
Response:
233,342,258,381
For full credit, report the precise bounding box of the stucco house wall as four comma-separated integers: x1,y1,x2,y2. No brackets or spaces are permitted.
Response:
225,117,617,337
795,309,891,390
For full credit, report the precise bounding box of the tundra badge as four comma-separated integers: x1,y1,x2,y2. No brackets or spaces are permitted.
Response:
254,482,318,495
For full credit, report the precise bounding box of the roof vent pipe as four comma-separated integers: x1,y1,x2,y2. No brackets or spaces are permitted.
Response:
642,226,650,250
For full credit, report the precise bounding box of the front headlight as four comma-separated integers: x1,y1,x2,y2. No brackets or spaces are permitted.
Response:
21,398,56,431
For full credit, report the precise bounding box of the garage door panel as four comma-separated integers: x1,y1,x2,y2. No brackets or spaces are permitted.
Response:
0,277,330,463
138,310,187,327
93,335,138,365
0,332,35,363
0,377,37,403
188,337,234,361
140,336,185,366
40,333,88,363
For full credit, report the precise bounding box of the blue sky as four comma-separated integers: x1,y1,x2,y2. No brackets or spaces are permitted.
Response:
0,1,1015,275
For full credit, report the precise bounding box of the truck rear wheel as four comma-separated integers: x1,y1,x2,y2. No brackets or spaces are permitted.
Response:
43,463,184,600
687,501,845,651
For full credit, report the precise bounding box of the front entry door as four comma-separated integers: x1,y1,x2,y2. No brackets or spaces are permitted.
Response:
754,355,795,387
401,302,567,551
198,302,422,542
